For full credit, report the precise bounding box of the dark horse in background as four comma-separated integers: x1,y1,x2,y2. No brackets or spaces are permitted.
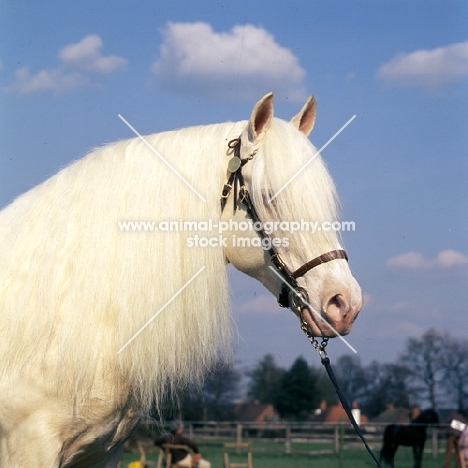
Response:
380,409,439,468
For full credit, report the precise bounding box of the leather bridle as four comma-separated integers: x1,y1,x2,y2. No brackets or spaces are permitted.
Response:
220,138,382,467
220,137,348,314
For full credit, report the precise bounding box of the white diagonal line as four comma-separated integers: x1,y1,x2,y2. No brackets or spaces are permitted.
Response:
269,115,356,202
118,114,207,203
268,266,357,353
117,266,206,354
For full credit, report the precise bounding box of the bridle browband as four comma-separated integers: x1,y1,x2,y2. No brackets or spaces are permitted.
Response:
220,137,348,313
219,137,382,468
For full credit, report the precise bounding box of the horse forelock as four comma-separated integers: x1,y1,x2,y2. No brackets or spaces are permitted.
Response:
249,118,341,263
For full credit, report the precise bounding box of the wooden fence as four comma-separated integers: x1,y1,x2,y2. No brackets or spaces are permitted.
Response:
140,420,449,459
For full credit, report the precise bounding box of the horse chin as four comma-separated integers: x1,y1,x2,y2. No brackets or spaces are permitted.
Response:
300,306,352,338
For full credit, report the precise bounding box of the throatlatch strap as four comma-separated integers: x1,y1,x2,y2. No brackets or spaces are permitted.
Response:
321,357,382,467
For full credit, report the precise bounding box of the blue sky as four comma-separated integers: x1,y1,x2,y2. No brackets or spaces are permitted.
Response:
1,1,467,373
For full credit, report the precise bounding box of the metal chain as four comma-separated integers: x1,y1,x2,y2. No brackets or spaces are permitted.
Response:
300,319,329,359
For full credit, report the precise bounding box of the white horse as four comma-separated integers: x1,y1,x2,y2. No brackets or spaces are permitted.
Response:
0,93,362,466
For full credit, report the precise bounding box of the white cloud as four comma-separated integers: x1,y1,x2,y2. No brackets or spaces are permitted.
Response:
377,40,468,88
237,293,280,315
386,321,427,337
435,249,468,268
152,21,307,101
58,34,127,73
387,251,428,270
362,292,373,307
388,301,414,312
387,249,468,270
5,35,127,95
9,67,87,94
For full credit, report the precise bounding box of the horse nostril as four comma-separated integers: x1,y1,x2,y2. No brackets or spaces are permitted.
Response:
330,294,342,308
326,293,350,318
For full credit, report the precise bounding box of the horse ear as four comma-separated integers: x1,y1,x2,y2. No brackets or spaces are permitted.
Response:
290,96,316,136
248,92,274,143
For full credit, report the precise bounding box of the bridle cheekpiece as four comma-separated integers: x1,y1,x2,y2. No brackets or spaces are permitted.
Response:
220,137,348,314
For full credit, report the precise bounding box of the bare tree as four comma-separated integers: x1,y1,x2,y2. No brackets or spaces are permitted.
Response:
160,360,242,421
334,354,369,402
202,360,242,420
400,328,447,409
360,362,410,418
442,337,468,410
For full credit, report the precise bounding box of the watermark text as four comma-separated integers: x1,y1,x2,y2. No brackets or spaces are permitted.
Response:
117,219,355,235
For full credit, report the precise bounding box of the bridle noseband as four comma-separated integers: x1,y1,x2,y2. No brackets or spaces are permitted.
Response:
220,137,348,313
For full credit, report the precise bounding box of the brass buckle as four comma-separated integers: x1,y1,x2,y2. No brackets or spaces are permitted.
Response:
291,287,308,314
271,254,285,271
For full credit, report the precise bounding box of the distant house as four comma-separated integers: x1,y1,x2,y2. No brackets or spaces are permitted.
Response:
233,401,279,422
311,400,369,424
371,404,419,424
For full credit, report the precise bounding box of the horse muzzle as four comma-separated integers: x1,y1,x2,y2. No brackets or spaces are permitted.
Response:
280,283,361,338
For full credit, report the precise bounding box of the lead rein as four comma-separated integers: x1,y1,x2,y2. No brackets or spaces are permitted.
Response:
300,322,382,468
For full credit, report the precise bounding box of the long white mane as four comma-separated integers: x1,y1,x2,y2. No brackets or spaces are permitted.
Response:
0,123,235,413
0,115,341,415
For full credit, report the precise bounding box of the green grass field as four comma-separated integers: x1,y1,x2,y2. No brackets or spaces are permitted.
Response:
120,440,448,468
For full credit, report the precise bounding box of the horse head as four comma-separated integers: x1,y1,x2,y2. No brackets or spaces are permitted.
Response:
414,409,440,425
222,93,362,338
